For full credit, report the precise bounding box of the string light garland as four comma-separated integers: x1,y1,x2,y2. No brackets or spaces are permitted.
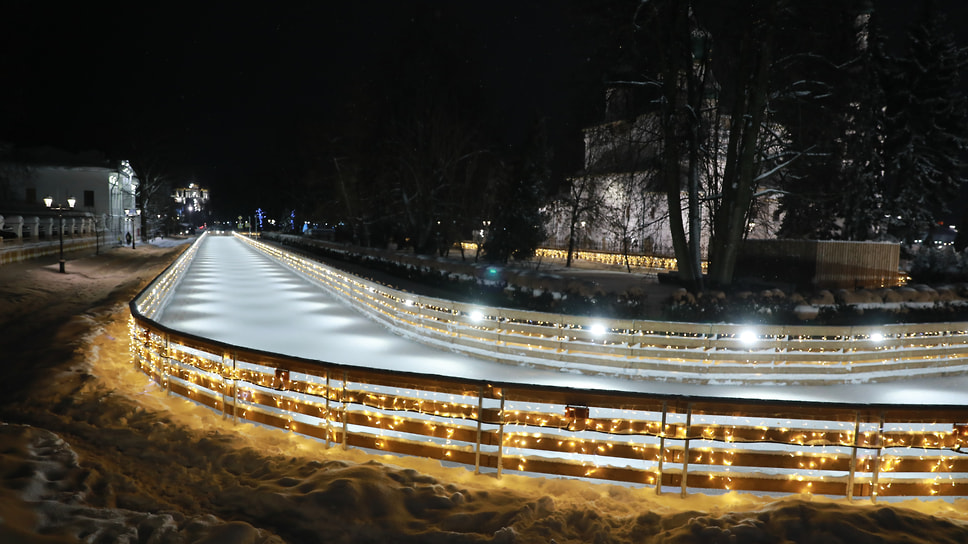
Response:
223,233,968,386
127,232,968,500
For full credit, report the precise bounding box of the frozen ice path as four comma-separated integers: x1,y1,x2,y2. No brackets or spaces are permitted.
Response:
155,235,968,406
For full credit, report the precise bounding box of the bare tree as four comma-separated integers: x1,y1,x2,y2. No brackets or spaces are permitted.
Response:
130,153,177,240
559,172,606,267
700,1,780,288
602,0,715,290
384,102,488,254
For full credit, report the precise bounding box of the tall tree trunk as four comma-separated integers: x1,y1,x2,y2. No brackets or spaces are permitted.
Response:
661,2,698,290
566,216,577,267
687,134,704,289
708,3,776,288
686,28,711,292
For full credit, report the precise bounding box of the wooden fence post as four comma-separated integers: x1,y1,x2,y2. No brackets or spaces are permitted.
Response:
163,334,171,396
475,385,484,474
496,392,506,479
870,412,885,503
231,353,238,423
325,371,331,448
681,404,692,499
220,352,229,419
847,411,861,501
655,401,667,496
341,371,349,450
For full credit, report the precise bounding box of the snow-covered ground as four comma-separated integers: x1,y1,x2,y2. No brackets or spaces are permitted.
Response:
3,239,968,543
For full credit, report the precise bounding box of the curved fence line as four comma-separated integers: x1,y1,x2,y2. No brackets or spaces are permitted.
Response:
129,233,968,500
239,234,968,385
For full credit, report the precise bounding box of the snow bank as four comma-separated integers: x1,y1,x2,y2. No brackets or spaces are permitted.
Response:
148,236,196,249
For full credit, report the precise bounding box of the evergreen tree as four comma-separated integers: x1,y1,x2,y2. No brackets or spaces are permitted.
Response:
772,1,877,241
838,8,890,241
882,7,968,242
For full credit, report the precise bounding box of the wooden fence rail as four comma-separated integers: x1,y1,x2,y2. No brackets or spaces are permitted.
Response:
129,233,968,500
238,234,968,385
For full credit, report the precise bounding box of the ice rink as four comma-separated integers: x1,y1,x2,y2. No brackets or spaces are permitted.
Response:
155,235,968,406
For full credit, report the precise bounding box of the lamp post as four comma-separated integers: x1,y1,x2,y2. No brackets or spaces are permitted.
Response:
44,195,76,273
124,208,141,249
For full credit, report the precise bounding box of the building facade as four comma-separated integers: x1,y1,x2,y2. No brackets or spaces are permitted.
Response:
0,153,140,245
545,91,781,259
172,182,210,233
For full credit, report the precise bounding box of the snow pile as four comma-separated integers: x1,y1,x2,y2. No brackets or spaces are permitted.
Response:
145,236,196,249
0,423,280,543
2,245,968,543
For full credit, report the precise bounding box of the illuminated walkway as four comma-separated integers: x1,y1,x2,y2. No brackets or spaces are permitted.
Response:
155,235,968,406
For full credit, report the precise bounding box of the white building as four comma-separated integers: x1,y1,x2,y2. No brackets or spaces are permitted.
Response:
0,151,140,245
172,182,210,233
546,90,780,259
172,183,209,214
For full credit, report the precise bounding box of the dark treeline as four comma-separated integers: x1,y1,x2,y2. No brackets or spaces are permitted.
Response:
273,4,605,263
252,1,968,283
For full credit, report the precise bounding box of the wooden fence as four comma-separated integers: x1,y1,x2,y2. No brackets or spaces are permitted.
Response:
128,233,968,499
737,239,901,289
240,235,968,385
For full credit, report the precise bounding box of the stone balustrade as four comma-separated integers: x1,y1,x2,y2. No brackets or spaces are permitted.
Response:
0,212,96,241
38,217,54,238
23,216,40,239
0,211,103,265
1,215,23,239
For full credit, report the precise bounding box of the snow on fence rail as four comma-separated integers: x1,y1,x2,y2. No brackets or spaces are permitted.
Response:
128,233,968,500
236,234,968,385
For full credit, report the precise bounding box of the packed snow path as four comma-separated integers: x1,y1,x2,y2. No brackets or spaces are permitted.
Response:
154,235,968,407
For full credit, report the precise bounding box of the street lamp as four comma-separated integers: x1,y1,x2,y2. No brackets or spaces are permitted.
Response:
44,195,76,273
124,208,142,249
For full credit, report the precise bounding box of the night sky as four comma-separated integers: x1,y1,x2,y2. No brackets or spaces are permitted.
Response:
0,2,604,217
1,1,966,219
